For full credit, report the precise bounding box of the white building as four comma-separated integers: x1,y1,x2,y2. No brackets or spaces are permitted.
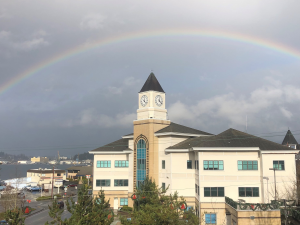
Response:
89,73,298,223
27,168,66,186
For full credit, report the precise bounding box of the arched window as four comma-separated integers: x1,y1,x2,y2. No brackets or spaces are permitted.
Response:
137,139,146,188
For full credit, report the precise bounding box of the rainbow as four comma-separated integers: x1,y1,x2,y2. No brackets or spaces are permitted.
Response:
1,28,300,96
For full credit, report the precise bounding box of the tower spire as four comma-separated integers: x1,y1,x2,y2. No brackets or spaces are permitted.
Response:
140,73,164,93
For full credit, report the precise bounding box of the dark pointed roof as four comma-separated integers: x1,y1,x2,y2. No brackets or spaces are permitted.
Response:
167,128,293,150
155,122,212,136
282,130,298,145
140,73,165,93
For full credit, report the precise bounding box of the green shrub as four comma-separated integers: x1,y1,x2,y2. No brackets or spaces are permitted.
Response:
36,194,61,201
122,206,132,212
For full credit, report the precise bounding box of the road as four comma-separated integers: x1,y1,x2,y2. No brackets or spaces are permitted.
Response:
25,208,71,225
25,195,77,225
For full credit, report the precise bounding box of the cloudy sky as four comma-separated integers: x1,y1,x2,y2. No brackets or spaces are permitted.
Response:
1,0,300,157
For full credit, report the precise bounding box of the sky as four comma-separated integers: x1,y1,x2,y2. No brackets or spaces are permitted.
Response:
1,0,300,157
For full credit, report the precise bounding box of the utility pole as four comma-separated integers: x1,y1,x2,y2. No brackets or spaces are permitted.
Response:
51,165,54,198
269,168,278,200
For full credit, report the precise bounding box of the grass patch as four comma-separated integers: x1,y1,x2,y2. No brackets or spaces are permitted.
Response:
36,194,62,201
0,212,5,220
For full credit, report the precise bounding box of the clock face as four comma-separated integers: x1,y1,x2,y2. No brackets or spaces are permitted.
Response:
140,95,148,107
155,95,163,107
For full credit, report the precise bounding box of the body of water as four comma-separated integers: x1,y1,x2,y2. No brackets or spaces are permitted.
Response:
0,164,73,180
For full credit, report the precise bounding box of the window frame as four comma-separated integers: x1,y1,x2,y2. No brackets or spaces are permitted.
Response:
237,160,258,170
97,160,111,168
162,160,165,169
114,179,128,187
203,160,224,170
120,198,128,206
162,182,166,191
204,187,224,197
238,187,259,197
114,160,129,168
205,213,216,224
96,179,111,187
273,160,285,171
187,160,192,169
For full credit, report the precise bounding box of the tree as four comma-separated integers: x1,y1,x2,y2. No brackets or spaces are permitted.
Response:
4,207,25,225
121,176,199,225
46,178,114,225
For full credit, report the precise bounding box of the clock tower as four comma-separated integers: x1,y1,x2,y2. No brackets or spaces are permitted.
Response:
137,73,168,120
133,73,170,189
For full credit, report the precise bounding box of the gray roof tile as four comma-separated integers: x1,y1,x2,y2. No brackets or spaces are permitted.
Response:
89,138,129,152
155,122,212,136
140,73,164,93
168,128,293,151
282,130,298,145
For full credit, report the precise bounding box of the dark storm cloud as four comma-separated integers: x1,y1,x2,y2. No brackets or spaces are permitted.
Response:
0,0,300,157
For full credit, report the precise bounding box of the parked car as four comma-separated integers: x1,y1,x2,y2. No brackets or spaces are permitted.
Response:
57,201,64,209
30,186,41,192
68,184,77,187
0,220,8,224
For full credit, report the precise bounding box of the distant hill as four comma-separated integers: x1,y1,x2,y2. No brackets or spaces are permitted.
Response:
73,152,93,161
0,152,29,162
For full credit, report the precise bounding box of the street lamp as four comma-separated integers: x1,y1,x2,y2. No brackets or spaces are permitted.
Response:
263,177,269,203
269,168,278,200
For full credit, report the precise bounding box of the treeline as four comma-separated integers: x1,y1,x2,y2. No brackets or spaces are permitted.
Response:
72,152,93,161
0,152,29,161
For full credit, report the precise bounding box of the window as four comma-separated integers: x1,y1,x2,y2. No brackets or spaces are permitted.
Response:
120,198,128,206
187,160,192,169
96,179,110,187
204,161,224,170
114,179,128,186
195,184,197,194
41,174,45,176
115,160,129,167
238,187,259,197
273,161,285,170
204,187,224,197
238,161,258,170
137,139,146,188
97,161,111,168
162,160,165,169
162,183,165,191
195,160,199,170
205,213,216,224
57,173,61,176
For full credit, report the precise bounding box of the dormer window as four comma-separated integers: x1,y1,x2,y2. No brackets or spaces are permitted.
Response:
289,145,296,149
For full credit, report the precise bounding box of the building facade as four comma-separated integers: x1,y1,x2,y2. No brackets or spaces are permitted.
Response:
27,168,66,186
31,156,49,163
89,73,298,223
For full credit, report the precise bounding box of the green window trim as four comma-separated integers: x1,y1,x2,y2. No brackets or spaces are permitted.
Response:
238,187,259,197
238,161,258,170
204,187,224,197
97,161,111,168
114,160,129,168
273,160,285,170
203,161,224,170
120,198,128,206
